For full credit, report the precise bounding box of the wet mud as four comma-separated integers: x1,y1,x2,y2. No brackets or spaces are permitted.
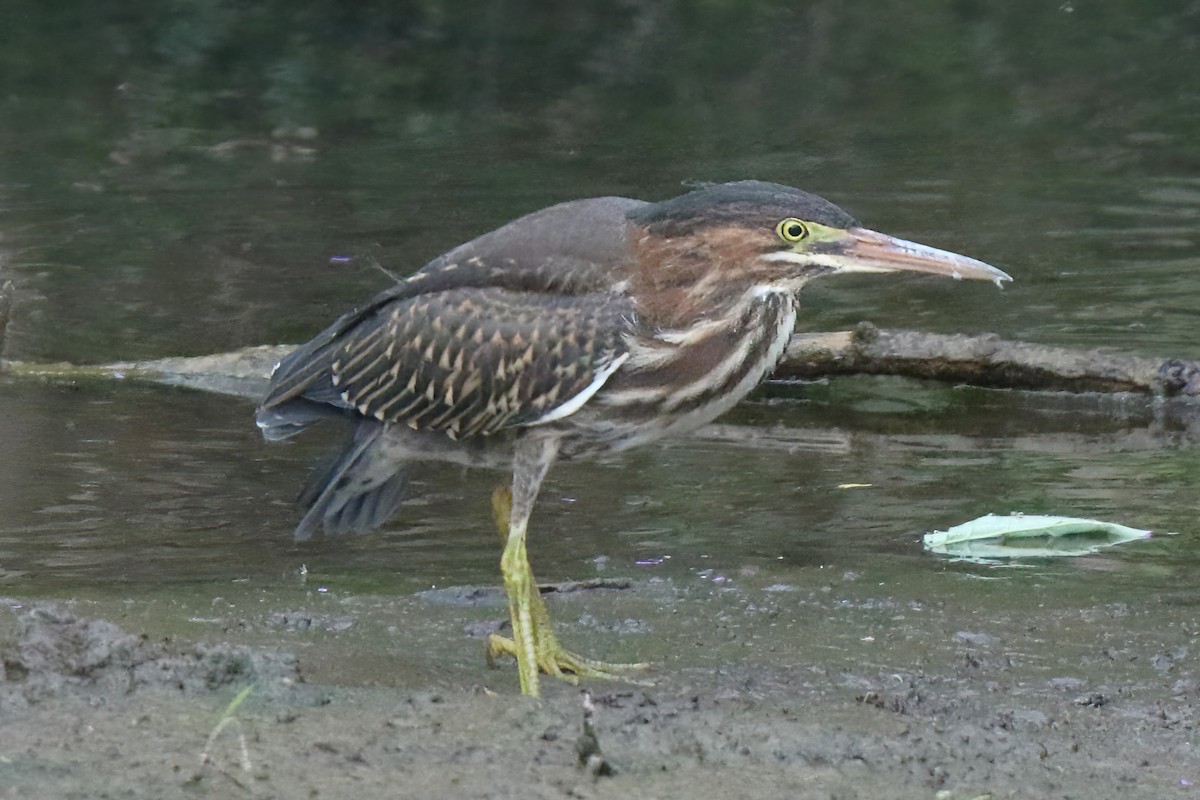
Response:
1,565,1195,800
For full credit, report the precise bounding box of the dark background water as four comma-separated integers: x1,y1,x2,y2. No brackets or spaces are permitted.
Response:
1,2,1198,603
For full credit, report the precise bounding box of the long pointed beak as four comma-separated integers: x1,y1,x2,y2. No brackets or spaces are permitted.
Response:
836,227,1012,286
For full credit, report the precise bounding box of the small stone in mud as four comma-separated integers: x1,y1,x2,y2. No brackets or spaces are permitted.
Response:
1074,692,1107,708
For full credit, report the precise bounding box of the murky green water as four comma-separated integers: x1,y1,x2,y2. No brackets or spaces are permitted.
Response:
1,3,1199,613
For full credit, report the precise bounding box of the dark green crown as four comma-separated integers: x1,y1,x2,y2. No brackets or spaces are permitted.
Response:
628,180,859,235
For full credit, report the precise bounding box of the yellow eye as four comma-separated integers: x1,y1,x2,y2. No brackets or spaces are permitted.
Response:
776,218,809,243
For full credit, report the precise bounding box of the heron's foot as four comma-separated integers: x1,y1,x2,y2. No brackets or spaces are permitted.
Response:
485,630,650,686
493,535,649,695
493,479,649,697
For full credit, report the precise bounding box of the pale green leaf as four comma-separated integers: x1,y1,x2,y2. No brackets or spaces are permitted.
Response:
924,514,1151,561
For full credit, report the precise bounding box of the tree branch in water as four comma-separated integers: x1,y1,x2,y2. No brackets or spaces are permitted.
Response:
1,276,1198,399
777,322,1200,397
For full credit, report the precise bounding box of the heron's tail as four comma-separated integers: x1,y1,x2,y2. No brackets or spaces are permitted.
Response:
256,398,346,442
294,421,408,540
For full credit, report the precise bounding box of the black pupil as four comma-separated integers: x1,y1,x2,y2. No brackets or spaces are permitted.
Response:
787,223,804,238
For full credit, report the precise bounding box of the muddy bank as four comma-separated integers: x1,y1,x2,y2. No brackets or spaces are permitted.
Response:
0,570,1195,799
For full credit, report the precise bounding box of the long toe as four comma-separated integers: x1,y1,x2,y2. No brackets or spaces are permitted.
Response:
485,633,652,686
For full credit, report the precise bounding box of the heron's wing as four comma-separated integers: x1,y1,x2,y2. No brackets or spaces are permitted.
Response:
326,287,632,438
259,196,645,417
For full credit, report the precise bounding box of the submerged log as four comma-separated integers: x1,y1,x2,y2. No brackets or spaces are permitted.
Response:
778,323,1200,397
3,330,1199,401
1,281,1198,399
0,345,293,400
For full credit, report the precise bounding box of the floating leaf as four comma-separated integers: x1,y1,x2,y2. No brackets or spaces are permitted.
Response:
924,513,1151,561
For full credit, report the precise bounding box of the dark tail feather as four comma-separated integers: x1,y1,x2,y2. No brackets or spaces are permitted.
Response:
294,421,408,540
256,399,347,442
260,316,350,410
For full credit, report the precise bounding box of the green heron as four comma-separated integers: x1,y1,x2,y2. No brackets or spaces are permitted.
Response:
257,180,1010,696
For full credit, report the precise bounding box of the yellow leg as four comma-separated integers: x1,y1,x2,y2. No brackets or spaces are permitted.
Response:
491,483,512,543
485,462,647,697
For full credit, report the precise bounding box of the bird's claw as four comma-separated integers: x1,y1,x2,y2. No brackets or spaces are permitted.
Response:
485,632,651,687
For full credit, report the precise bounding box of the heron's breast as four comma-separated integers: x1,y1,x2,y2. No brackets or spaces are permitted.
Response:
567,289,798,450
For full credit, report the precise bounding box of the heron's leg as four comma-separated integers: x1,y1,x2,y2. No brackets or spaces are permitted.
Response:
487,434,557,697
485,436,648,696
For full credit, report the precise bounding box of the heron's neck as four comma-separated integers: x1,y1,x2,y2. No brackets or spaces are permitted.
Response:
597,285,798,444
629,228,771,329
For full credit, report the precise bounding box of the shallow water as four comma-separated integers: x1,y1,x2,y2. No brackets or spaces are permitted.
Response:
2,374,1196,622
1,4,1199,629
